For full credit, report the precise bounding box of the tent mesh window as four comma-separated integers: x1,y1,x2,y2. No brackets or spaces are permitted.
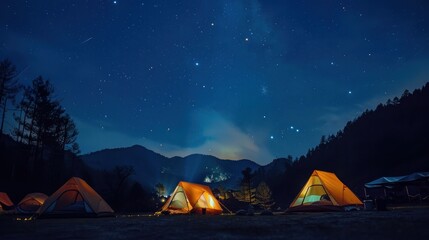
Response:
195,193,208,209
302,185,331,205
20,199,40,212
54,190,87,212
169,187,188,211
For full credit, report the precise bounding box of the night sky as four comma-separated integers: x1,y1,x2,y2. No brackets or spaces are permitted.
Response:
1,1,429,165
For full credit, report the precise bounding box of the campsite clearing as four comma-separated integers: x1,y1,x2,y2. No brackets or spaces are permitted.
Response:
1,207,428,239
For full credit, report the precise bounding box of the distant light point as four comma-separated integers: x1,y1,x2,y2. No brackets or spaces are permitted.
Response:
290,126,294,129
348,90,352,94
245,37,249,41
263,115,266,119
330,62,334,65
270,135,274,140
113,1,117,4
261,86,267,95
211,22,214,26
296,129,300,132
195,62,199,66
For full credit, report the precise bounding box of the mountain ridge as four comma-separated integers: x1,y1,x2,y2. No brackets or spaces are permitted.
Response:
81,144,261,190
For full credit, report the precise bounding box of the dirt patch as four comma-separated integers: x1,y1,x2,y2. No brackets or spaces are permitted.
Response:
1,208,428,239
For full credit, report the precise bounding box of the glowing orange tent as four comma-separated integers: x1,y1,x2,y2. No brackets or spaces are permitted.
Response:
0,192,14,212
288,170,363,212
17,193,48,213
161,181,223,215
37,177,114,217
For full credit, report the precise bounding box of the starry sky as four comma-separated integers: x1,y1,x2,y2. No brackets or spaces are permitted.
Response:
1,1,429,165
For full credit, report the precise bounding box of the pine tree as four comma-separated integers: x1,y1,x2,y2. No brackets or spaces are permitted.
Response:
239,167,255,204
13,76,79,176
255,182,274,210
155,183,166,197
0,59,21,134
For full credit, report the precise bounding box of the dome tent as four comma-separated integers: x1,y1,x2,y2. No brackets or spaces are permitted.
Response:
37,177,114,218
160,181,222,215
17,193,48,214
287,170,363,212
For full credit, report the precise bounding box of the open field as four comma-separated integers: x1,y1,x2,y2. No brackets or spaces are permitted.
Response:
1,208,429,239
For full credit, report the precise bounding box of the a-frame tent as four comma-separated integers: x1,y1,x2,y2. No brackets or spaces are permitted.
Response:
0,192,14,213
37,177,114,218
161,181,223,215
17,193,48,214
287,170,363,212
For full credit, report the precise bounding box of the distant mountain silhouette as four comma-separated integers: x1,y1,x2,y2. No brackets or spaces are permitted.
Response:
258,82,429,207
3,80,428,211
81,145,260,191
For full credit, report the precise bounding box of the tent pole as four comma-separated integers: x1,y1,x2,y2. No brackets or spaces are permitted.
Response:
405,185,410,202
218,201,233,214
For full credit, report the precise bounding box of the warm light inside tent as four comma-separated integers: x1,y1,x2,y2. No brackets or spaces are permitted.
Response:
209,195,215,208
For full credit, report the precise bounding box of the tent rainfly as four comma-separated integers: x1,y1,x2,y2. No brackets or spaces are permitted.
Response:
0,192,14,212
287,170,363,212
160,181,223,215
364,172,429,200
37,177,114,218
365,172,429,188
17,193,48,214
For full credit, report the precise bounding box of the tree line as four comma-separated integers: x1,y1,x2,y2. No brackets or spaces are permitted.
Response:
0,59,157,212
253,82,429,208
0,58,80,192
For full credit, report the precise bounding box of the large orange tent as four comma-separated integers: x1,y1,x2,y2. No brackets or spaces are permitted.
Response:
287,170,363,212
160,181,223,215
37,177,114,218
0,192,14,213
17,193,48,214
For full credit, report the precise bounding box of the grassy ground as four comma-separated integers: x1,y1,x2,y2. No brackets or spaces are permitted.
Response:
1,208,428,239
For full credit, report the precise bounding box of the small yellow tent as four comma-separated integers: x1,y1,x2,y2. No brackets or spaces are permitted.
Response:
0,192,14,213
37,177,114,217
17,193,48,213
161,181,222,215
288,170,363,212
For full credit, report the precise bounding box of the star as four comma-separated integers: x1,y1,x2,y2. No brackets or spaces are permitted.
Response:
211,22,214,26
195,62,199,66
261,86,267,95
113,1,117,4
270,135,274,140
348,90,352,94
245,37,249,41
